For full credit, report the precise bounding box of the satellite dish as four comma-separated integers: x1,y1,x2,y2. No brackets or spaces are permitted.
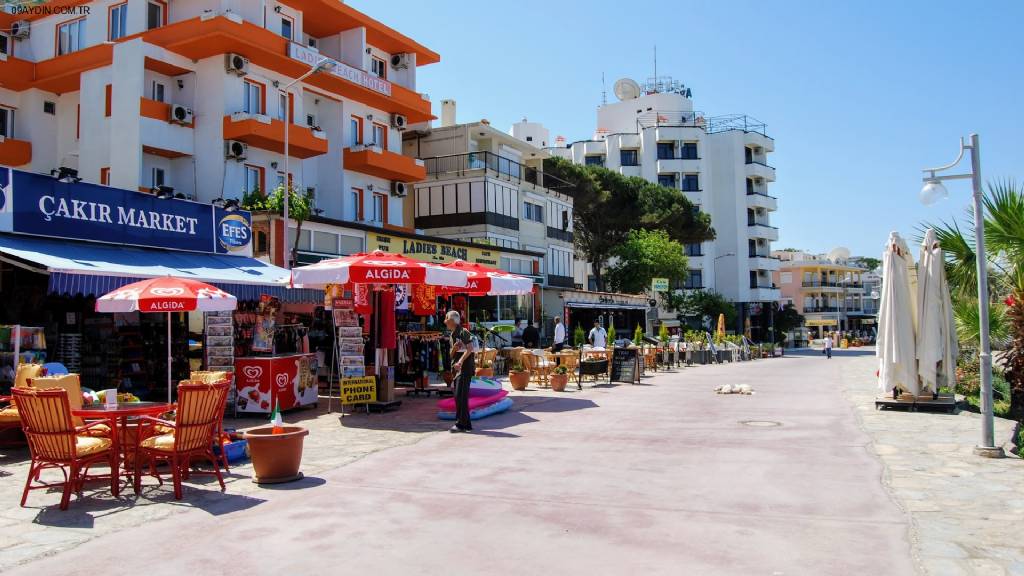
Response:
613,78,641,101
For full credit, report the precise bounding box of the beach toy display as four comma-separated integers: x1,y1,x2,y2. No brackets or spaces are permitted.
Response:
437,377,513,421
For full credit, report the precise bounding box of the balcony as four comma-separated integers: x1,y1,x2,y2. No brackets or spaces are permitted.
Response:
748,255,780,271
804,306,840,313
744,131,775,153
745,160,776,182
140,98,194,128
748,223,779,241
223,114,328,159
423,152,573,194
546,226,574,244
0,136,31,167
749,287,780,302
746,192,778,211
547,275,576,289
344,146,426,182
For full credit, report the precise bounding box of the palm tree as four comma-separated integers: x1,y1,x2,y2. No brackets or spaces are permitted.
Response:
926,180,1024,418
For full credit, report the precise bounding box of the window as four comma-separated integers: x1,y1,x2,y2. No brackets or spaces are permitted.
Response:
584,155,604,166
152,167,166,188
274,172,291,191
657,174,677,189
306,113,317,128
372,192,387,225
620,149,638,166
351,188,364,220
151,81,165,103
43,101,56,115
372,123,387,148
277,92,288,121
656,142,676,159
684,270,703,289
370,57,387,79
57,18,86,56
681,142,698,160
349,116,363,146
109,3,128,41
0,32,8,57
280,16,293,40
100,167,110,186
313,231,336,253
0,107,13,138
685,242,702,257
745,147,753,164
243,80,264,115
522,202,543,223
147,1,166,30
682,174,699,191
306,187,317,211
243,164,264,194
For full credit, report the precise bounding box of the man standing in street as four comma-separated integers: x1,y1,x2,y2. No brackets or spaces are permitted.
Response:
823,332,833,359
445,310,474,433
552,316,566,352
522,321,540,349
589,320,608,349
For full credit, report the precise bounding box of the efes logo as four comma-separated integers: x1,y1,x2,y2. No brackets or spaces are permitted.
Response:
217,214,251,251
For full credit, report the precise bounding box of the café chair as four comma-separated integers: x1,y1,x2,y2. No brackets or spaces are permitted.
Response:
29,374,110,437
523,350,554,387
0,363,47,443
134,382,229,499
13,387,118,510
187,372,233,471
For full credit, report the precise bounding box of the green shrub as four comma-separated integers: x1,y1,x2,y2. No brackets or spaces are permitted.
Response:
658,324,670,343
633,324,644,345
607,324,616,344
573,325,586,347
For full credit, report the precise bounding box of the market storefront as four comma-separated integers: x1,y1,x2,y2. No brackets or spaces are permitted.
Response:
557,289,651,346
0,169,319,402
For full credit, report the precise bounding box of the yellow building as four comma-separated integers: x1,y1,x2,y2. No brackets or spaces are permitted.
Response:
772,251,873,338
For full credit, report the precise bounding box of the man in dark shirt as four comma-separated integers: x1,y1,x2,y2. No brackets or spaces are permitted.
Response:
521,321,540,349
445,310,474,432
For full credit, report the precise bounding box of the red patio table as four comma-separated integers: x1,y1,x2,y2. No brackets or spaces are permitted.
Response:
73,402,173,493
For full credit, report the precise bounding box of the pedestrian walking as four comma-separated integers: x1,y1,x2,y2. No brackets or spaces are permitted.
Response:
511,318,524,347
552,316,566,352
588,320,608,349
522,321,540,349
445,310,474,433
823,333,833,359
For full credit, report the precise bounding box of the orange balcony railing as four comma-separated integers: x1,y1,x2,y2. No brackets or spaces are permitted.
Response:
222,115,328,159
0,137,32,167
344,146,425,182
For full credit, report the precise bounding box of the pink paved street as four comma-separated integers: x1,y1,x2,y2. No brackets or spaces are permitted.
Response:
6,351,914,575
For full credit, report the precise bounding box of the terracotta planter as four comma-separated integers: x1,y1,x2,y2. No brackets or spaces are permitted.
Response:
509,370,530,391
550,373,568,392
475,367,494,377
242,425,309,484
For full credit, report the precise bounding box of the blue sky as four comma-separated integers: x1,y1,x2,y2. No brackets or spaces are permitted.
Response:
351,0,1022,258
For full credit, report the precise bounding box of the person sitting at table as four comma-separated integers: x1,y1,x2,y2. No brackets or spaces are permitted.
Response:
521,321,539,349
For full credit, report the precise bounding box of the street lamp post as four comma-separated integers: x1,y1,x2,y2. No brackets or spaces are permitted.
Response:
281,56,335,269
921,133,1004,458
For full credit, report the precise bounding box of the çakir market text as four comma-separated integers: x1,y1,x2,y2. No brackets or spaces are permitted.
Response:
37,195,200,235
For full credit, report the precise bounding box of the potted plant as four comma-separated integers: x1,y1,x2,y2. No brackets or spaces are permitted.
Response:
607,324,616,347
633,324,644,346
573,325,586,347
658,324,671,364
243,423,309,484
508,359,530,391
550,365,569,392
475,359,494,378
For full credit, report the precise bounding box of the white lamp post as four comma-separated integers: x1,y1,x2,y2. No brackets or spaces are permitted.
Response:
281,56,335,269
921,133,1003,458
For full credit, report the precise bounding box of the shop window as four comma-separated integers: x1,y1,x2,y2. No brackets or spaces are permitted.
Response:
370,57,387,79
109,3,128,41
0,107,13,138
147,0,167,30
243,80,264,115
57,17,86,56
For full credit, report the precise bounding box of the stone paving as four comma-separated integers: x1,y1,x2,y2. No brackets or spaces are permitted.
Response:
838,350,1024,576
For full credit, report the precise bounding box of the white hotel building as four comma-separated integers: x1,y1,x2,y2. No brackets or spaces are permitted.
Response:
544,77,780,334
0,0,437,265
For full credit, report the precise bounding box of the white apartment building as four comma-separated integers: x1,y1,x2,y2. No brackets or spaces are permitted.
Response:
0,0,437,265
402,101,576,330
540,77,780,334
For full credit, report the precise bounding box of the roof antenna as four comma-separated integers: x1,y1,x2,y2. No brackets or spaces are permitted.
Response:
601,72,607,106
653,44,657,85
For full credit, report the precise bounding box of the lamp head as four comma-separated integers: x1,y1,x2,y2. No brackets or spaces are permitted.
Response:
920,178,948,206
315,59,336,73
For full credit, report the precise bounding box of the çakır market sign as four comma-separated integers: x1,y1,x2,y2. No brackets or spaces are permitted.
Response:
288,43,392,97
367,233,501,267
0,168,252,256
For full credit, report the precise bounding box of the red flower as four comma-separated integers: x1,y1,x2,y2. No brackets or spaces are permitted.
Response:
1006,294,1017,308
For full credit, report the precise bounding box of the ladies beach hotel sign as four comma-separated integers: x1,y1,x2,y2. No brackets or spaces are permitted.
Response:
0,169,252,256
288,43,392,96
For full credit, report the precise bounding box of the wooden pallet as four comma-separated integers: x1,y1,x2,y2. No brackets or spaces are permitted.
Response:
875,393,957,413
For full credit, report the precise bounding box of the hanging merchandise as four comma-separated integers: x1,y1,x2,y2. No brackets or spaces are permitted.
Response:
412,284,437,316
377,289,397,350
252,295,280,353
394,284,410,311
353,283,372,315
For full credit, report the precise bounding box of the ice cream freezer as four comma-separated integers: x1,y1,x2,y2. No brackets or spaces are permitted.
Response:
234,354,318,413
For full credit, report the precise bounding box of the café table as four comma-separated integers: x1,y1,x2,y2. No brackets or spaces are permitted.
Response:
73,402,173,494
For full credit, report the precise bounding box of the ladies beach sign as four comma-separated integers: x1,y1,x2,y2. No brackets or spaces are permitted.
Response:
0,169,252,256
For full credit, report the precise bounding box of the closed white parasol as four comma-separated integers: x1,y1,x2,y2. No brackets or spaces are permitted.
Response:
916,228,958,395
877,232,920,396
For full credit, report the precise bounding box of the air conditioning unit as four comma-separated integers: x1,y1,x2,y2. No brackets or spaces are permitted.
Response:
390,113,407,130
390,181,407,198
11,20,30,40
224,140,248,161
225,53,249,76
169,104,193,125
389,53,410,70
307,37,318,50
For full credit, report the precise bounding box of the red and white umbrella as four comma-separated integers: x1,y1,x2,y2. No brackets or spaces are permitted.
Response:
438,260,534,296
96,277,237,402
290,250,469,288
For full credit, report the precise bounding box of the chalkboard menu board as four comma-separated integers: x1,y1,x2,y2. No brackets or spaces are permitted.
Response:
609,347,640,384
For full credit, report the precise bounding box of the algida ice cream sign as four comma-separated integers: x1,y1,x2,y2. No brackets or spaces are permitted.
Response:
0,168,253,256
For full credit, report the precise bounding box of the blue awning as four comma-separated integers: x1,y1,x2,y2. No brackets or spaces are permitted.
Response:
0,233,322,303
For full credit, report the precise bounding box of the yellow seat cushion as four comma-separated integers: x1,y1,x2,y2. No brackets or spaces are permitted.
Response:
0,407,20,423
76,435,112,457
80,422,111,437
140,433,176,452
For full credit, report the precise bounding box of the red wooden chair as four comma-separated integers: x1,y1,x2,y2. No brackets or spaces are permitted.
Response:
134,382,229,499
13,387,118,510
0,364,47,444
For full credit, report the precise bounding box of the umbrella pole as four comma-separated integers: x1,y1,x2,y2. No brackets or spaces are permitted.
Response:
167,311,172,404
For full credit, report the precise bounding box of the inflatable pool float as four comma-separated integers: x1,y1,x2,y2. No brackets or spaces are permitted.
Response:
438,396,514,421
437,388,508,412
